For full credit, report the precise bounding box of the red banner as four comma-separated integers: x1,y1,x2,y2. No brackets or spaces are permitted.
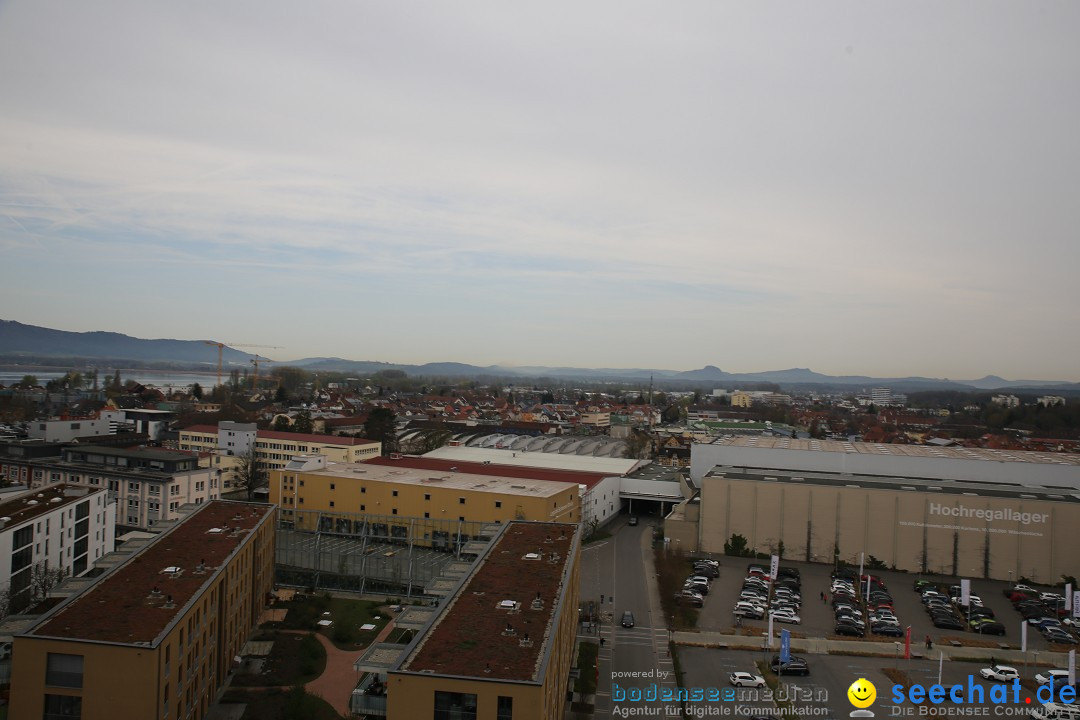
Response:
905,626,911,659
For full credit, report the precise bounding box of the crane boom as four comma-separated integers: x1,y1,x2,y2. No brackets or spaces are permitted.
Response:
203,341,282,387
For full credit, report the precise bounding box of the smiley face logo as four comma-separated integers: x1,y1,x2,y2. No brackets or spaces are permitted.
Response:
848,678,877,709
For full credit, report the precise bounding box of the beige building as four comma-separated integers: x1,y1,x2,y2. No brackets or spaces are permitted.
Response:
178,423,381,490
10,499,276,720
668,465,1080,582
377,521,580,720
731,392,752,408
269,455,580,530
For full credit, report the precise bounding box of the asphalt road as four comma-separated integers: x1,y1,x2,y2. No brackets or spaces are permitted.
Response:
581,518,676,717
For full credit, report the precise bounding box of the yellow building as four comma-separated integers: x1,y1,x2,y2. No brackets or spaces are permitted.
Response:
384,521,580,720
10,500,276,720
178,423,381,489
269,455,580,528
731,392,752,408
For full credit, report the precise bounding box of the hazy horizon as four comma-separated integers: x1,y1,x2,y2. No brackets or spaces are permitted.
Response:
2,2,1078,380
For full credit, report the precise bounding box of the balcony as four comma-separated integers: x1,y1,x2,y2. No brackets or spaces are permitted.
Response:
350,674,387,716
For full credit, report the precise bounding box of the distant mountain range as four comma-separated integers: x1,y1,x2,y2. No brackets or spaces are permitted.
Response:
1,319,1076,392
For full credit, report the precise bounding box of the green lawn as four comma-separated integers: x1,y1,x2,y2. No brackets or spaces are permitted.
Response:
222,686,343,720
274,594,391,650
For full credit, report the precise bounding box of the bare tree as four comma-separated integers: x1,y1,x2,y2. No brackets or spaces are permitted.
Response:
234,447,266,500
30,562,70,606
0,584,12,623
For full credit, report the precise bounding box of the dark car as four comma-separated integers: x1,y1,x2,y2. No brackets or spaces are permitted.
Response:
933,615,966,630
628,516,638,526
872,624,905,637
972,621,1006,636
621,611,635,628
770,655,810,675
834,622,864,637
914,580,938,592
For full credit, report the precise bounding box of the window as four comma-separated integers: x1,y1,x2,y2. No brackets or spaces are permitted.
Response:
43,694,82,720
330,483,335,490
497,696,513,720
459,516,465,522
391,508,397,515
361,486,366,494
392,490,398,497
128,482,139,492
424,512,430,518
45,653,84,688
435,691,477,720
424,493,431,501
495,501,502,508
360,505,365,511
329,501,335,508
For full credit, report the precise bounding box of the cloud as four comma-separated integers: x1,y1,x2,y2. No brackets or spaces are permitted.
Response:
1,1,1078,377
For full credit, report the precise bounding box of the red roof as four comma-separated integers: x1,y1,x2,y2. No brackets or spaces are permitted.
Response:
365,456,608,488
182,425,378,447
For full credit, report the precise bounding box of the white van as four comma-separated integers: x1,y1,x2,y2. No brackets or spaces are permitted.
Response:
1031,703,1080,720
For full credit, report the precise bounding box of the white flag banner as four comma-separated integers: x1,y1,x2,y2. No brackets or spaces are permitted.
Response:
770,554,780,582
1070,649,1076,687
961,579,971,607
768,614,775,649
1068,584,1074,616
1022,621,1028,653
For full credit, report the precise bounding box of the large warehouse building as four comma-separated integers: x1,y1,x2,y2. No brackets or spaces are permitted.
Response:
667,438,1080,582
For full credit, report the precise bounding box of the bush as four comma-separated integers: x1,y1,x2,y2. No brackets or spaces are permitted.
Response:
298,634,323,678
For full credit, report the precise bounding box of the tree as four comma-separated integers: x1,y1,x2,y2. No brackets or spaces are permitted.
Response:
292,410,314,435
234,447,266,500
191,382,204,400
624,430,652,459
19,374,38,388
273,415,292,432
661,405,680,424
540,391,555,404
274,386,288,403
724,533,751,557
30,562,69,606
363,408,398,455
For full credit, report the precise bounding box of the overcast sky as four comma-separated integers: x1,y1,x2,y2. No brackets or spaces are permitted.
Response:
1,1,1078,380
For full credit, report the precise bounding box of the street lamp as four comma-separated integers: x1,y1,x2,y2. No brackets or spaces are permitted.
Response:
894,642,901,670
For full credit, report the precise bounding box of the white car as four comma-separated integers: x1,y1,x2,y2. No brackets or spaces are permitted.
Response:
1036,670,1071,685
770,609,801,625
729,671,767,688
980,665,1020,682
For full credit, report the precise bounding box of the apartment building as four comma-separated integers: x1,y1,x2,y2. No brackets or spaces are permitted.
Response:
0,485,115,613
27,418,112,444
382,521,580,720
9,499,276,720
269,455,580,528
178,422,381,489
30,446,218,530
0,434,150,489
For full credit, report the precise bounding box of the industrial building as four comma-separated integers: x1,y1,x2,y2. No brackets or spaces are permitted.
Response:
9,499,276,720
667,437,1080,581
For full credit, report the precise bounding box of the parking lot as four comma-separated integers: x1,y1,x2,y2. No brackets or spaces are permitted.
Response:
678,646,1046,718
692,554,1068,651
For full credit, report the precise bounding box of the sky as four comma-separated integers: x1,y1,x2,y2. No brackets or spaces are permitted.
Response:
1,1,1078,381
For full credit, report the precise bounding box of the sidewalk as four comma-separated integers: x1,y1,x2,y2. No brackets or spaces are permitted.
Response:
672,629,1070,665
303,619,397,716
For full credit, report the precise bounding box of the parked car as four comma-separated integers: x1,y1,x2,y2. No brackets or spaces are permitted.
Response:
933,615,966,630
913,580,938,592
971,620,1006,635
980,666,1020,682
729,672,767,688
1043,629,1078,645
770,655,810,675
675,591,704,607
1030,702,1080,720
621,611,635,628
770,609,801,625
872,624,905,637
628,516,638,526
834,622,864,637
1035,670,1071,685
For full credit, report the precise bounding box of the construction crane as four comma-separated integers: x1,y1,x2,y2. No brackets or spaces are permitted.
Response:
203,342,282,386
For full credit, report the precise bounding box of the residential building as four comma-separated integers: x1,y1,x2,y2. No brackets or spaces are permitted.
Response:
991,394,1021,408
178,423,380,490
9,499,276,720
28,418,111,444
0,485,115,613
269,455,580,527
731,392,751,408
368,521,580,720
30,446,218,530
1039,395,1067,407
578,411,610,429
0,434,149,489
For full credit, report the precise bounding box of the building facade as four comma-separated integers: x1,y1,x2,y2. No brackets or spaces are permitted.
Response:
0,485,115,613
178,423,381,489
28,418,111,444
9,500,276,720
269,456,581,527
29,446,219,530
